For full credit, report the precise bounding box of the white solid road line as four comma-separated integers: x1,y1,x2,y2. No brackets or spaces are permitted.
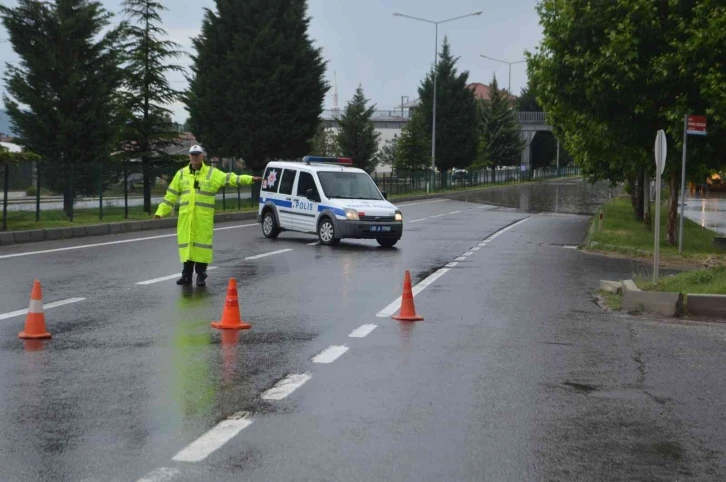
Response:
261,374,312,400
307,241,321,246
244,248,293,260
430,213,447,218
407,218,427,224
376,268,450,318
312,345,349,364
448,211,463,215
349,324,378,338
0,223,258,260
136,267,218,286
396,199,448,207
136,467,181,482
0,297,86,321
172,413,253,463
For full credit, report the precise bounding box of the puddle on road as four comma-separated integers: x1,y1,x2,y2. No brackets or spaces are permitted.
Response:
455,181,617,215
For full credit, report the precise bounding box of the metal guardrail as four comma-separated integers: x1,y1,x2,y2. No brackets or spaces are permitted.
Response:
516,112,547,124
323,109,549,125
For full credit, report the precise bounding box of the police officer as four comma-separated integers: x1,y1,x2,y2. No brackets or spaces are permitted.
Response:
155,145,261,286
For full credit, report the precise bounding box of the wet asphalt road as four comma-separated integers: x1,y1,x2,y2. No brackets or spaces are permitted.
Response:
1,181,725,481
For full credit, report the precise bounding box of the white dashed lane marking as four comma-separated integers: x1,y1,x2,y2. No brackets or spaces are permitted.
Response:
136,267,218,285
136,467,180,482
261,374,312,400
349,324,378,338
244,248,293,260
377,217,531,318
0,297,86,321
172,413,253,463
312,345,349,364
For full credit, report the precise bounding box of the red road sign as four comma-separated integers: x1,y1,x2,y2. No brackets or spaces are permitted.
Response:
687,115,707,135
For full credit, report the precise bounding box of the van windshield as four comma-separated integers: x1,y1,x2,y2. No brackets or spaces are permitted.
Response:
317,171,383,200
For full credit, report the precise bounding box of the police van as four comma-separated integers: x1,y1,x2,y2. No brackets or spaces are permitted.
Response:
257,157,403,247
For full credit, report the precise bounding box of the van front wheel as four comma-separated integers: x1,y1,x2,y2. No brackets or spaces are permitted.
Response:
318,218,340,246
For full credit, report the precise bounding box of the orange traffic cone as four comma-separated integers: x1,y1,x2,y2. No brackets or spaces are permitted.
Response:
211,278,252,330
19,279,52,339
392,271,424,322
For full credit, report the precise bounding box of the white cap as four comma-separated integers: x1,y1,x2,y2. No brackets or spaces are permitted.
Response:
189,145,204,154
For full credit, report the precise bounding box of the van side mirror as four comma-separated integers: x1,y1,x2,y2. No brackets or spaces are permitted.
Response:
381,191,388,200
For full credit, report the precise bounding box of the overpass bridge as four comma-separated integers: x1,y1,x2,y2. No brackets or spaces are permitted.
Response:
321,110,553,168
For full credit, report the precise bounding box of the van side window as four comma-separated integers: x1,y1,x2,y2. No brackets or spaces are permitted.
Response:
262,167,280,193
279,169,297,195
296,172,318,197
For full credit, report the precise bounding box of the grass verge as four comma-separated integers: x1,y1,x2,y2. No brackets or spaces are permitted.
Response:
3,199,257,231
597,290,623,310
585,196,724,266
635,267,726,295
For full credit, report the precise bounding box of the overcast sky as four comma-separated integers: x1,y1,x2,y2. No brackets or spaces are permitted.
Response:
0,0,543,123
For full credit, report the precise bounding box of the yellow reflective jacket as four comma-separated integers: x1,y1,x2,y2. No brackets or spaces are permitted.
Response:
155,162,254,263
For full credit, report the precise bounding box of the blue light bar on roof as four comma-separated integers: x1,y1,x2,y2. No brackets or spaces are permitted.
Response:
303,156,353,165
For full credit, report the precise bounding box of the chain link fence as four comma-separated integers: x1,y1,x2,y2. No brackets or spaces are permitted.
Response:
1,156,255,231
372,166,580,197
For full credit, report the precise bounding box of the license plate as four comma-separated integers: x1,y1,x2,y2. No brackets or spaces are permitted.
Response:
370,226,391,232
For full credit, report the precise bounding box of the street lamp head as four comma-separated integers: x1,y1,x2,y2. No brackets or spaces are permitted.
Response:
393,12,402,16
473,11,483,15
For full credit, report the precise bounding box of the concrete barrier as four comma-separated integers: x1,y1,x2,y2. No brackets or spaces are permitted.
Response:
599,280,622,294
0,232,15,245
623,290,684,317
622,280,640,293
687,294,726,317
12,230,32,243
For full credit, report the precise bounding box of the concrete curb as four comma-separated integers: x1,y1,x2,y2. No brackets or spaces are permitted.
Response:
620,279,684,317
0,211,258,246
686,294,726,317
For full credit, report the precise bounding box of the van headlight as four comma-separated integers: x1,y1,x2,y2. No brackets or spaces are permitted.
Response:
345,208,359,221
395,211,403,222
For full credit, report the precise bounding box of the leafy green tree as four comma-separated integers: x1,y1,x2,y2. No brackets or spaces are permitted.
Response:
516,82,542,112
378,135,399,168
336,86,380,173
1,0,125,218
475,76,525,169
186,0,328,181
120,0,184,213
310,124,341,157
395,109,430,174
528,0,726,241
416,37,478,183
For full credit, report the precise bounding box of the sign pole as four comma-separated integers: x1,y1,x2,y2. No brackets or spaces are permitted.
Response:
679,114,688,254
654,129,667,286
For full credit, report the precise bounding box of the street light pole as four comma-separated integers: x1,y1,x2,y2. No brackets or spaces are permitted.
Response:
394,11,482,190
479,54,526,94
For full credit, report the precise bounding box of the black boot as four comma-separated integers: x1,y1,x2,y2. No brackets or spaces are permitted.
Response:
195,262,208,287
177,262,194,285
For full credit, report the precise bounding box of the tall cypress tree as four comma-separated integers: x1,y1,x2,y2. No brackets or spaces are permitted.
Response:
120,0,184,213
0,0,125,218
186,0,328,177
337,86,380,173
417,37,478,182
395,109,430,174
477,76,525,168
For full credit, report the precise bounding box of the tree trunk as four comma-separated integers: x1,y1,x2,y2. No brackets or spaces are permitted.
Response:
643,168,652,230
143,156,151,214
628,174,637,211
666,170,679,245
635,169,644,221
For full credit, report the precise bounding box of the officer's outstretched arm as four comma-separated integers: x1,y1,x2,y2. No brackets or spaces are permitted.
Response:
212,170,258,191
155,171,182,218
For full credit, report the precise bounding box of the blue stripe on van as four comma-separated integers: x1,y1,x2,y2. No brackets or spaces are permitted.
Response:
318,205,346,217
259,197,292,208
